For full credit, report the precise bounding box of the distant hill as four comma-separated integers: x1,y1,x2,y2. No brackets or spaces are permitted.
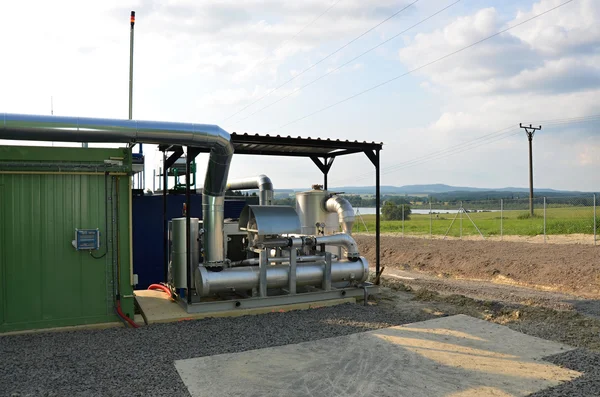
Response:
266,184,596,203
326,184,582,195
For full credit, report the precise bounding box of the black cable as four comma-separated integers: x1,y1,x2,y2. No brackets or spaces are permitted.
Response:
268,0,576,133
90,250,107,259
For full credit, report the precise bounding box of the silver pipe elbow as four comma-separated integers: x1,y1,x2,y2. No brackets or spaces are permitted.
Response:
325,196,355,235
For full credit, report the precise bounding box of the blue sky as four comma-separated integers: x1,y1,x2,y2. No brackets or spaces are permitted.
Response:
0,0,598,191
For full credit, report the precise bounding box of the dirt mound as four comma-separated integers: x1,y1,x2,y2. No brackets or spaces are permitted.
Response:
356,234,600,297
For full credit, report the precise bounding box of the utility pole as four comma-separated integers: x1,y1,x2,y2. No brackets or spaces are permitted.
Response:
129,10,144,189
520,123,542,217
129,11,135,122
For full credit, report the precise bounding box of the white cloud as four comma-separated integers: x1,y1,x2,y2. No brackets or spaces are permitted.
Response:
389,0,600,190
397,0,600,132
512,0,600,56
398,1,600,97
1,0,598,191
578,142,600,166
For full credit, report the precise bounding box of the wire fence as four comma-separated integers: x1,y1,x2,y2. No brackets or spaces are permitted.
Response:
353,195,598,245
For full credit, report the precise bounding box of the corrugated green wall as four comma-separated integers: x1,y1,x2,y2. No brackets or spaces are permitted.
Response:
0,146,134,333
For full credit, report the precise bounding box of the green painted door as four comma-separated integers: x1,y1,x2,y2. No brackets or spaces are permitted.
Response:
0,184,4,327
0,174,116,332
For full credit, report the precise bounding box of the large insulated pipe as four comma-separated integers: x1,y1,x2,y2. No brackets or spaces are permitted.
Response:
195,257,369,296
226,174,273,205
0,113,234,264
325,195,355,235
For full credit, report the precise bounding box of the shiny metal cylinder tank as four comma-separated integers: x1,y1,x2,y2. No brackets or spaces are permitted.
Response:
171,217,200,288
195,257,369,296
295,189,338,235
202,195,225,265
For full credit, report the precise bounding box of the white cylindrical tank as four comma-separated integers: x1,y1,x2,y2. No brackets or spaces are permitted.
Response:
171,217,200,288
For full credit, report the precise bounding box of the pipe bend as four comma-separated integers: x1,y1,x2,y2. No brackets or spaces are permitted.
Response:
226,174,273,205
315,233,360,259
325,196,355,235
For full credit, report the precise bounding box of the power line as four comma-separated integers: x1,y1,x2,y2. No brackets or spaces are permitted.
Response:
338,129,521,185
240,0,344,81
233,0,461,125
381,126,517,173
527,114,600,126
387,113,600,173
268,0,576,133
221,0,421,123
382,130,521,175
345,124,518,182
335,112,600,184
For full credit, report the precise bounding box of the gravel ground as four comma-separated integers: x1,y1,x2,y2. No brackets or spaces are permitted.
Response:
0,303,435,397
527,349,600,397
2,289,599,396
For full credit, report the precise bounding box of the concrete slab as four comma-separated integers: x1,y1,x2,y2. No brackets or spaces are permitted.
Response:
134,290,356,324
175,314,580,397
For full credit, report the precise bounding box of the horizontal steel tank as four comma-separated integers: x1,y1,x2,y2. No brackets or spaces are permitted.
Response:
195,257,369,296
295,187,338,236
170,217,200,289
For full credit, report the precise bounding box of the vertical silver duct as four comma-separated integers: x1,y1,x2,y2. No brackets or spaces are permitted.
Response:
0,112,234,264
226,174,273,205
325,196,355,235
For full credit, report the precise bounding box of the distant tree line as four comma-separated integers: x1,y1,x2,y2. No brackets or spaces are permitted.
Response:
271,194,413,207
269,191,598,210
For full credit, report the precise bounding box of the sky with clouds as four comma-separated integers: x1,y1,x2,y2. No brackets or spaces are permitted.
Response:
0,0,598,191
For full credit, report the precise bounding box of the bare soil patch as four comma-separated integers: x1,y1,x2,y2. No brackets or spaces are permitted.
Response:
356,234,600,297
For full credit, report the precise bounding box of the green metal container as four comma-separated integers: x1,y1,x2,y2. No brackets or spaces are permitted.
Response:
0,145,134,333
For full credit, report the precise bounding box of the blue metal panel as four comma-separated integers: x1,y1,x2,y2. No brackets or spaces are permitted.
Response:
132,194,250,289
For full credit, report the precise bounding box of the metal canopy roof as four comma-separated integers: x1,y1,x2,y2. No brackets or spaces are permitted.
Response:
159,133,382,158
158,131,384,283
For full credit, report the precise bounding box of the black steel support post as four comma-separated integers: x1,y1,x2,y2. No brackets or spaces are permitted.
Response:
185,147,201,304
162,151,168,283
162,147,183,284
375,150,381,283
310,156,335,189
364,149,381,284
185,150,192,303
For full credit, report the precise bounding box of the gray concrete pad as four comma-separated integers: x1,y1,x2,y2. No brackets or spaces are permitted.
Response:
175,314,580,397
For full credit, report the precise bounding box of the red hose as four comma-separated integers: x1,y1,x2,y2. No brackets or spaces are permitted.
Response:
148,283,172,297
116,300,139,328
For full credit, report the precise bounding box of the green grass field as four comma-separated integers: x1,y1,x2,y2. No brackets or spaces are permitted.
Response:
352,207,598,237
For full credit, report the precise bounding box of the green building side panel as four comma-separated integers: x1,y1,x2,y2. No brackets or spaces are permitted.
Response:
0,146,134,333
